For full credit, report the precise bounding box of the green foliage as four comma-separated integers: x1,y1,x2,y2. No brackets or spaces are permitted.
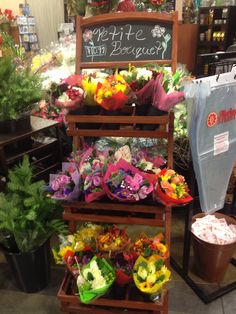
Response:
1,32,25,59
0,156,67,253
0,56,43,121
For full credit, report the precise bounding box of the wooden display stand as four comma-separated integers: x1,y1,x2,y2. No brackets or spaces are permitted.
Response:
57,11,178,314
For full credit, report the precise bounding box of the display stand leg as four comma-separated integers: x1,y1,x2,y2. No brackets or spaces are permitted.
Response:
170,168,236,304
182,164,195,274
68,220,77,233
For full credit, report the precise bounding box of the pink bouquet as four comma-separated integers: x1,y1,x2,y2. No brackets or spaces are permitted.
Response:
104,159,155,202
54,75,84,110
49,163,80,201
79,148,107,202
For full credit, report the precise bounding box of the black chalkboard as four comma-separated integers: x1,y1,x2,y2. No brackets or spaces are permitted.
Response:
81,21,172,63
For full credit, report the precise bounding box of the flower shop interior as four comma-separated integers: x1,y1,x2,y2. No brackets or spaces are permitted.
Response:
0,0,236,314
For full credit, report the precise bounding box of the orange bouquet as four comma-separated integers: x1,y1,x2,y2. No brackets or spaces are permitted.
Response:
155,168,193,206
95,73,130,111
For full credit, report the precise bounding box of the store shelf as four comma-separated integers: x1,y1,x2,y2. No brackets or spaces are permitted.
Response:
0,116,62,188
58,272,168,314
197,6,236,54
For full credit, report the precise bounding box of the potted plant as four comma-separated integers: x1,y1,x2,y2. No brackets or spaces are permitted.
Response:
0,8,15,33
0,156,67,293
0,55,43,134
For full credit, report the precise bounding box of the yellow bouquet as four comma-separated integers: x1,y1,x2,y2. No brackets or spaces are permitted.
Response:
133,255,171,294
81,74,106,106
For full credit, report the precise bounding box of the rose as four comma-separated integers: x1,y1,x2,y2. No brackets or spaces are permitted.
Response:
59,174,71,185
50,177,61,191
160,180,174,194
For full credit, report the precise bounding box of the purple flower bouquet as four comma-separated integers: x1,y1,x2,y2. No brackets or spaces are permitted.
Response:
104,159,155,202
79,148,107,202
49,162,80,201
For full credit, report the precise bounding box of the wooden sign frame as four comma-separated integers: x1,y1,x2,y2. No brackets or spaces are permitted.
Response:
76,11,178,73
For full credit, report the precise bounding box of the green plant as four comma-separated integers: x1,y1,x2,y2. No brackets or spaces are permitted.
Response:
174,102,191,170
0,156,67,253
0,56,43,121
0,32,25,59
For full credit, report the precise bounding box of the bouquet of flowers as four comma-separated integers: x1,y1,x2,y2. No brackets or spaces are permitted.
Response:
133,255,171,295
112,251,137,285
131,147,165,175
81,73,107,107
104,159,155,202
52,232,86,275
77,222,104,246
96,225,130,253
154,168,193,206
95,73,130,111
120,66,153,92
79,148,107,202
133,233,168,260
77,256,115,304
54,74,84,110
32,99,67,124
52,223,104,276
48,162,80,201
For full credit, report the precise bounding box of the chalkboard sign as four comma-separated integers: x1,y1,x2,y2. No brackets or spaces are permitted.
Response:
81,21,172,62
76,12,178,71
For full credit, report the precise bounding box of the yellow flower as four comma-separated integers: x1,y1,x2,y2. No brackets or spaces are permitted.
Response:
147,274,157,285
137,267,148,280
156,243,168,254
114,83,127,93
82,77,104,106
59,246,73,259
104,90,112,98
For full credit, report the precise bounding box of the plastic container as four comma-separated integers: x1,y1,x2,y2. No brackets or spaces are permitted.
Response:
191,212,236,283
4,240,51,293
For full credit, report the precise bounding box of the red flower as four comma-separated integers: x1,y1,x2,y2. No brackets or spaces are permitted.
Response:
63,250,75,265
4,9,12,15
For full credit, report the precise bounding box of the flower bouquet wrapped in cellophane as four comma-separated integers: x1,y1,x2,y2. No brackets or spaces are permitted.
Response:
133,233,169,260
94,73,130,111
77,256,115,304
81,73,107,107
111,251,137,286
54,74,84,110
104,158,155,202
48,162,80,201
154,168,193,206
133,255,171,295
79,147,108,202
52,232,86,276
96,225,130,254
77,222,104,247
119,66,153,92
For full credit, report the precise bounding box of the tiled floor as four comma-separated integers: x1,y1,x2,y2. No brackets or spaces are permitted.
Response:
0,209,235,314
